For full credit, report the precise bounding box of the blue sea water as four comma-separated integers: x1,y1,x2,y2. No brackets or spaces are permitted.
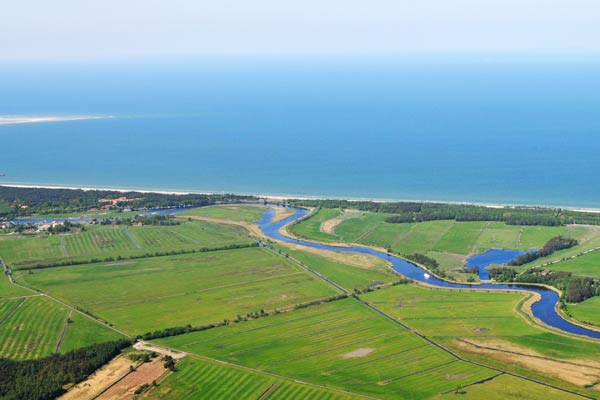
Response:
1,55,599,208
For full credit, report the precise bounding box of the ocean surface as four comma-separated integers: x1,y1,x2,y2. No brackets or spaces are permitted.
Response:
1,55,599,208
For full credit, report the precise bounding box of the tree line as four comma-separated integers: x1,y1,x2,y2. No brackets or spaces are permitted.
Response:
0,339,131,400
488,267,599,303
508,236,578,266
0,186,256,219
288,199,600,226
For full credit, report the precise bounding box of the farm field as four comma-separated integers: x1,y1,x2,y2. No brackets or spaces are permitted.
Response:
178,204,267,223
0,219,253,269
432,374,584,400
567,296,600,327
155,298,497,399
273,243,398,290
0,294,122,360
517,225,600,271
18,247,339,334
290,209,600,280
289,208,343,243
539,248,600,278
144,356,363,400
362,284,600,395
297,209,569,255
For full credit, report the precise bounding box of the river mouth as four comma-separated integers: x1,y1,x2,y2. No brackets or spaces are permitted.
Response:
258,206,600,340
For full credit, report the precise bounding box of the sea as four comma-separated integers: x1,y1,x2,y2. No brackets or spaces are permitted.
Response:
1,55,599,208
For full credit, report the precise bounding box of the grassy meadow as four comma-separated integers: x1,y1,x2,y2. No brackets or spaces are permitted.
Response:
567,296,600,327
18,247,339,334
0,294,122,360
290,209,600,280
145,356,363,400
155,298,497,399
362,284,600,396
273,243,398,290
433,374,584,400
0,219,252,269
178,204,267,223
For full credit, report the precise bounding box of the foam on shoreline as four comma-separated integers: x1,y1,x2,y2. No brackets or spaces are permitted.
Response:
0,115,113,125
1,183,598,213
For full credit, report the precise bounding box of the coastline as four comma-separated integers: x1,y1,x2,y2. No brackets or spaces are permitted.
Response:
1,182,599,213
0,115,114,125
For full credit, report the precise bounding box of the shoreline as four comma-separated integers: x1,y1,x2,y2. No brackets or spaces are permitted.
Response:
1,182,599,213
0,115,114,125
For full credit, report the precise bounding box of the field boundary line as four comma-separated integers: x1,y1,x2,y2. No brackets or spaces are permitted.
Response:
260,243,349,294
54,310,72,353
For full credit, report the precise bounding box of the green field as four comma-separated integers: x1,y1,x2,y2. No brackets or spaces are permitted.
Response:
289,208,343,243
0,294,122,360
155,298,497,399
567,296,600,327
291,209,598,280
145,356,362,400
18,247,339,334
298,209,567,255
0,219,253,269
433,374,584,400
273,243,398,290
178,204,267,223
362,284,600,361
540,248,600,278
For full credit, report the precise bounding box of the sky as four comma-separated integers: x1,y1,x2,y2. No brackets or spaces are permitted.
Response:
1,0,599,60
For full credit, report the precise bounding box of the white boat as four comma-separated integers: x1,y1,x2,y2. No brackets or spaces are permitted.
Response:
423,273,431,279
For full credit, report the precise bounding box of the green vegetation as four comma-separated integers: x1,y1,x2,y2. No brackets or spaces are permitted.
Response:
296,210,566,256
509,236,578,266
0,185,254,219
541,248,600,278
272,243,398,290
156,298,496,399
178,204,266,223
362,284,600,357
291,209,571,280
18,247,339,334
433,374,584,400
567,296,600,327
145,356,361,400
290,199,600,226
289,208,343,242
0,219,252,269
0,339,130,400
0,295,122,360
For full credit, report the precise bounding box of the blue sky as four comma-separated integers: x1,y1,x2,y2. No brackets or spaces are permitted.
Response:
1,0,598,60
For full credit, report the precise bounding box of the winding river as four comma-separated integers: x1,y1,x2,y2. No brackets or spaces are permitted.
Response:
257,207,600,340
